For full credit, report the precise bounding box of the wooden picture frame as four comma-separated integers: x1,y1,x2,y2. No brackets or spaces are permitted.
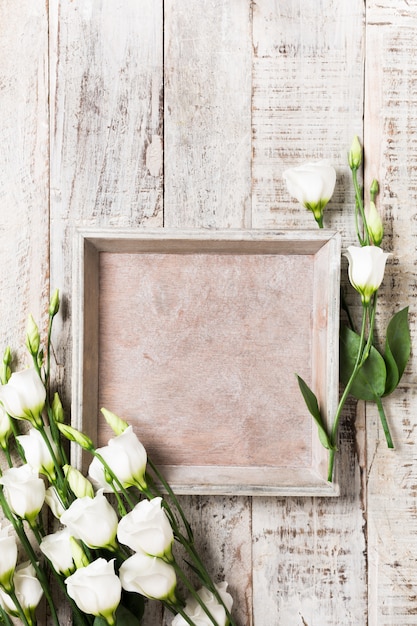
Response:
72,228,341,496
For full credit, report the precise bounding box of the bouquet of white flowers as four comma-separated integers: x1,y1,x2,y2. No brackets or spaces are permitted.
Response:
0,292,234,626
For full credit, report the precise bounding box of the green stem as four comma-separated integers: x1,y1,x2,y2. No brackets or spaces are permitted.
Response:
170,559,221,626
6,588,32,626
0,489,60,626
0,606,13,626
91,450,138,510
375,396,394,448
328,304,369,481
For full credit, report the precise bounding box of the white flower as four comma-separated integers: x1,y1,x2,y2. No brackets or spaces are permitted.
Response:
0,524,17,593
65,558,121,624
283,160,336,225
119,552,177,601
88,425,147,491
117,497,174,559
60,490,118,550
0,562,43,622
345,245,390,305
0,368,46,426
172,581,233,626
17,426,59,479
40,528,75,577
0,465,45,522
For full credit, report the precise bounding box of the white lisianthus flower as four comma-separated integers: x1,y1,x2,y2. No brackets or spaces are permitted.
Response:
65,558,121,625
117,496,174,559
283,160,336,226
172,581,233,626
17,426,59,480
345,245,390,305
0,405,12,449
0,562,43,622
88,425,147,491
119,552,177,602
60,490,118,550
0,465,45,522
0,368,46,427
40,528,75,577
45,486,66,519
0,524,17,593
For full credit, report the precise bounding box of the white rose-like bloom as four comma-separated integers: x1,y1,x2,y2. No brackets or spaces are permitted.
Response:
283,160,336,225
88,425,147,491
119,552,177,602
0,524,17,592
0,368,46,426
65,558,121,624
17,426,59,479
0,465,45,522
60,490,118,550
172,581,233,626
40,528,75,577
0,562,43,622
345,245,391,305
117,496,174,559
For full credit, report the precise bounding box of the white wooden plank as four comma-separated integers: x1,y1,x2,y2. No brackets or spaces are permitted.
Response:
252,0,363,242
251,1,368,623
0,1,49,358
365,3,417,624
163,0,252,229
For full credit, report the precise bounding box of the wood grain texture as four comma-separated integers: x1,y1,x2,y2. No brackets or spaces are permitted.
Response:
365,2,417,623
0,1,50,357
7,0,417,624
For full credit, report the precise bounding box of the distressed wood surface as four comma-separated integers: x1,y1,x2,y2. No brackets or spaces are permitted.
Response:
365,2,417,624
3,0,417,624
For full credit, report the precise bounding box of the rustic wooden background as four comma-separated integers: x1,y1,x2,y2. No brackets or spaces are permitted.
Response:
1,1,415,624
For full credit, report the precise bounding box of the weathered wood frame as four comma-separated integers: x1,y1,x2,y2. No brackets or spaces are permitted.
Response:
72,228,341,496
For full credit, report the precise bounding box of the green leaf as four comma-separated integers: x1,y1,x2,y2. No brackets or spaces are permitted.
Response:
384,306,411,396
296,375,332,449
340,325,387,401
118,593,145,624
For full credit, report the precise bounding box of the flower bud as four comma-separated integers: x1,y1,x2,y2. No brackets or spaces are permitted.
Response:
348,135,362,170
45,486,66,519
49,289,60,317
17,426,59,480
100,408,128,436
365,201,384,246
63,464,95,499
69,536,90,569
52,392,65,424
25,315,40,357
0,405,13,449
1,347,11,385
57,423,94,451
370,178,379,201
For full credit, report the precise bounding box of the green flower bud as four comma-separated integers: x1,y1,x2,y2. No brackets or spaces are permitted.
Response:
348,135,362,170
100,408,128,436
25,314,40,357
49,289,60,317
57,423,94,451
52,392,65,424
366,201,384,246
69,536,90,569
1,347,11,385
63,465,95,499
